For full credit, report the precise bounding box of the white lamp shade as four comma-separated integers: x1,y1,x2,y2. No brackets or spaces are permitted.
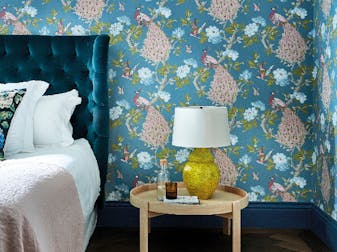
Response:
172,106,230,148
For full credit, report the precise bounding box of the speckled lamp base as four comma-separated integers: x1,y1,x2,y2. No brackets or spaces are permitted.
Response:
183,148,220,200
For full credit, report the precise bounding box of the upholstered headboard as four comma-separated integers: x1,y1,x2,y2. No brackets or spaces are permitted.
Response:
0,34,110,207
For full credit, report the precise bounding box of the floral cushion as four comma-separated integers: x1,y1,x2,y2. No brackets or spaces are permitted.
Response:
0,89,26,160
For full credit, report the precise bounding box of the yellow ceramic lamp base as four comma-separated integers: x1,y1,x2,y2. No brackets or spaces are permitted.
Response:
183,148,220,200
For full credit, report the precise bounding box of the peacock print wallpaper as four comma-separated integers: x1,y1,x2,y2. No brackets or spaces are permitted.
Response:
0,0,336,220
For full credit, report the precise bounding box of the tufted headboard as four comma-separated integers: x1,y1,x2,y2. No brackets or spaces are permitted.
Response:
0,34,110,207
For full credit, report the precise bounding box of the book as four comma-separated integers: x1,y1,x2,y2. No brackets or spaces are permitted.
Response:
163,195,200,205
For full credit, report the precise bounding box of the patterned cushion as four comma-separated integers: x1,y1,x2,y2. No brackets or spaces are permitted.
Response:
0,89,26,160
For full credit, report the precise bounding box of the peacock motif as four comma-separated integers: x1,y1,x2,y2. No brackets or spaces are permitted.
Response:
141,22,171,64
275,108,307,149
321,157,331,203
213,148,238,186
207,65,238,105
275,23,307,65
320,55,331,111
209,0,240,22
139,106,170,148
321,0,331,17
12,21,30,35
74,0,105,22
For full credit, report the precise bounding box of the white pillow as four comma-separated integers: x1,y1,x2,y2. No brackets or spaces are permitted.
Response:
0,80,49,155
33,89,82,147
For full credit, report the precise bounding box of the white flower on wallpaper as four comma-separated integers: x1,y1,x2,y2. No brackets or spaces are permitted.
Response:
248,185,266,201
109,69,117,81
156,91,171,102
239,154,252,166
106,191,122,201
71,25,87,35
183,58,198,68
239,70,252,81
332,109,337,127
324,139,331,152
21,5,37,17
138,67,154,86
320,112,325,131
312,66,318,79
137,151,152,170
108,153,116,165
243,107,258,121
251,101,266,111
272,153,289,171
172,27,185,39
116,99,131,110
176,65,191,79
39,26,50,35
290,92,307,104
205,26,222,44
230,134,238,145
244,23,259,37
110,106,123,121
273,68,289,86
175,149,191,163
156,6,172,18
290,7,308,19
333,10,337,30
117,16,131,26
252,16,266,27
110,22,124,36
222,49,239,61
290,176,307,189
311,148,317,164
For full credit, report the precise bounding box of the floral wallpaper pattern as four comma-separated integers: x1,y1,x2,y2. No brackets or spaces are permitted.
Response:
313,0,337,219
1,0,335,220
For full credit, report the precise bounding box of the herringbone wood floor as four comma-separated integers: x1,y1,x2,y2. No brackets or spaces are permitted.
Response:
86,227,331,252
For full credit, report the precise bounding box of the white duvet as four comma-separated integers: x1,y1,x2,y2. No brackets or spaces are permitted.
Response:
7,138,101,222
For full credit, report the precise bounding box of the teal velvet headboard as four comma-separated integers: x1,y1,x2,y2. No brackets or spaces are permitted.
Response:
0,34,110,207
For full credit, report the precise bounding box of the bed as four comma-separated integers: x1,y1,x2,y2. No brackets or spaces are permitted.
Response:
0,35,109,252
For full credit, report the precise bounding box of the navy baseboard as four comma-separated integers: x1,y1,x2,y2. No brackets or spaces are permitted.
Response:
97,201,337,250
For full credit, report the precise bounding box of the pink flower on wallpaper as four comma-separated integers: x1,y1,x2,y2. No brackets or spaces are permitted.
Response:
321,0,331,16
12,21,31,35
276,23,307,65
276,108,307,149
74,0,105,22
321,63,331,111
321,158,331,203
140,106,170,148
209,0,240,22
141,22,171,63
281,191,296,202
207,65,238,105
213,148,238,186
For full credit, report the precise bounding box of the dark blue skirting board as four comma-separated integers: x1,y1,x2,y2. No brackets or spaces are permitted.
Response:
97,202,337,250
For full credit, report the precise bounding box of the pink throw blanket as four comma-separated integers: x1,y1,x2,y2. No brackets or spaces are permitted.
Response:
0,159,84,252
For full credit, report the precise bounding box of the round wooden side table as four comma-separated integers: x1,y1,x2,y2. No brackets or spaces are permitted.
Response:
130,182,248,252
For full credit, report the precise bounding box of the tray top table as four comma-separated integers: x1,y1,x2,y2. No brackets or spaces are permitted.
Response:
130,182,248,252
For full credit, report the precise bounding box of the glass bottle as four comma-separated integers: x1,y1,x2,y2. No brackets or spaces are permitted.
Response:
157,158,169,201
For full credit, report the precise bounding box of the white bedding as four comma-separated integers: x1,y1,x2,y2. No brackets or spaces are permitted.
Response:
8,138,100,219
7,138,101,249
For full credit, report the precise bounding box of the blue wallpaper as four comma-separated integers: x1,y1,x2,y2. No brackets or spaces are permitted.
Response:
3,0,336,219
313,0,337,219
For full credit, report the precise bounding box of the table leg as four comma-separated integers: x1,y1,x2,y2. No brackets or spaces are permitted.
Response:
232,201,241,252
140,206,149,252
223,217,231,236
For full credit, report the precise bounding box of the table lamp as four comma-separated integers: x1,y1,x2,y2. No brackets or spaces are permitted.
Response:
172,106,230,199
